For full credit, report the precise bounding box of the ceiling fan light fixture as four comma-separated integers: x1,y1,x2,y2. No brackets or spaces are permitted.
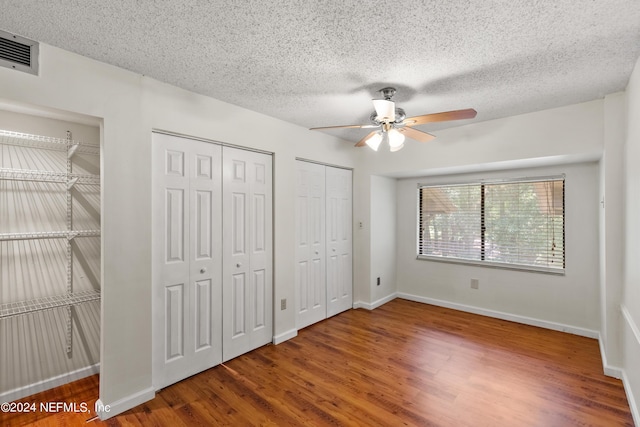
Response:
372,99,395,122
389,142,404,152
388,128,405,150
365,132,383,151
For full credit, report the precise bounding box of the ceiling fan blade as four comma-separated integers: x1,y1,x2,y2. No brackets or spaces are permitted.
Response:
373,99,395,122
310,124,379,130
397,127,436,143
403,108,477,126
355,131,377,147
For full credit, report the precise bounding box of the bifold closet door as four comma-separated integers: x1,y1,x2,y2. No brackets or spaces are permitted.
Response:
222,146,273,362
295,161,326,329
152,133,222,389
326,166,352,317
295,161,352,329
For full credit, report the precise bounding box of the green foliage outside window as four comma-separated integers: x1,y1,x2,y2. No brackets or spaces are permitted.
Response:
419,179,564,271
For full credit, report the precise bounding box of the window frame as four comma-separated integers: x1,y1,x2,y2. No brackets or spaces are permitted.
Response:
416,174,565,275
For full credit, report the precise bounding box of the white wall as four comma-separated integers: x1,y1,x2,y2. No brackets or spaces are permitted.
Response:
0,108,99,142
622,55,640,424
368,175,397,306
395,162,600,333
0,44,358,416
599,92,626,371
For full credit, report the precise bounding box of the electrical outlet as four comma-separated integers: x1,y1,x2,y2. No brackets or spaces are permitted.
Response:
281,298,286,310
359,221,364,229
470,279,479,290
377,277,381,286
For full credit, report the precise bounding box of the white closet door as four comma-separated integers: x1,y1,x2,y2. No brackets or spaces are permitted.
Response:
295,161,326,329
222,147,273,361
326,167,353,317
152,133,222,389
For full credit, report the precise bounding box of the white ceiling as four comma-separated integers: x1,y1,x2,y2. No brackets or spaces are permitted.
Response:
1,1,640,143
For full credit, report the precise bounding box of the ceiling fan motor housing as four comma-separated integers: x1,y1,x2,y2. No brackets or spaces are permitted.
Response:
370,107,405,126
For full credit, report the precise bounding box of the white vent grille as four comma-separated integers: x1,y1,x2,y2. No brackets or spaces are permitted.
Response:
0,30,39,75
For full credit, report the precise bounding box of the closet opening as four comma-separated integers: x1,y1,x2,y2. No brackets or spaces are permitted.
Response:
0,104,102,403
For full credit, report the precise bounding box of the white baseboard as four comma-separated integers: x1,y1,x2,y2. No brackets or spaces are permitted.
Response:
273,328,297,345
0,363,100,404
96,387,155,420
622,370,640,427
597,333,623,379
396,292,599,339
603,366,622,379
353,293,397,310
620,304,640,426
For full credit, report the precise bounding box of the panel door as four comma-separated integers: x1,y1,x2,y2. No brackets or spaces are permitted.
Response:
326,167,353,317
222,146,273,361
152,132,222,389
295,161,326,329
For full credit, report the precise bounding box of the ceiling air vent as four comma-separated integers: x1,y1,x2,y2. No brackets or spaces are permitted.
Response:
0,30,39,75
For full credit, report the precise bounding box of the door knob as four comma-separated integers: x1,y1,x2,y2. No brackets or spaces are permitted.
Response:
200,268,206,274
332,248,336,252
315,251,319,255
236,263,241,268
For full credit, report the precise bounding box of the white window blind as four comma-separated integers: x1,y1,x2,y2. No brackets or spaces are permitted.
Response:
418,177,565,273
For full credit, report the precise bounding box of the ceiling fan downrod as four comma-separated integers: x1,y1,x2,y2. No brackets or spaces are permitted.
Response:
379,87,396,100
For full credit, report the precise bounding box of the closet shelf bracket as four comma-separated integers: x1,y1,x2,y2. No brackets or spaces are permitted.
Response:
67,144,80,159
67,177,79,190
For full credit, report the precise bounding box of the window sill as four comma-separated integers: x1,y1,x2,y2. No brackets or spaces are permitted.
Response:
416,255,565,276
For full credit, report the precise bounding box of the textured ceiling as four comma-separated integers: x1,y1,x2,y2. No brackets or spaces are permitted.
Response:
1,1,640,143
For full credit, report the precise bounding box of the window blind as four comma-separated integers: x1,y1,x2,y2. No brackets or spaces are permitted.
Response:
418,177,564,273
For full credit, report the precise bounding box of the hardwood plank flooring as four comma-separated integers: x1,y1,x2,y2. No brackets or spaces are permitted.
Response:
1,299,634,426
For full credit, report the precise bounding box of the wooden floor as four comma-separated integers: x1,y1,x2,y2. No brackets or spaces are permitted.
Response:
2,299,634,426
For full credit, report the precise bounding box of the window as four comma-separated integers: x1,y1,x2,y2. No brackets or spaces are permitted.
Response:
418,176,565,273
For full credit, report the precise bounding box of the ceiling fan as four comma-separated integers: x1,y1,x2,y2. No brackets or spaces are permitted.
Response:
310,87,477,152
